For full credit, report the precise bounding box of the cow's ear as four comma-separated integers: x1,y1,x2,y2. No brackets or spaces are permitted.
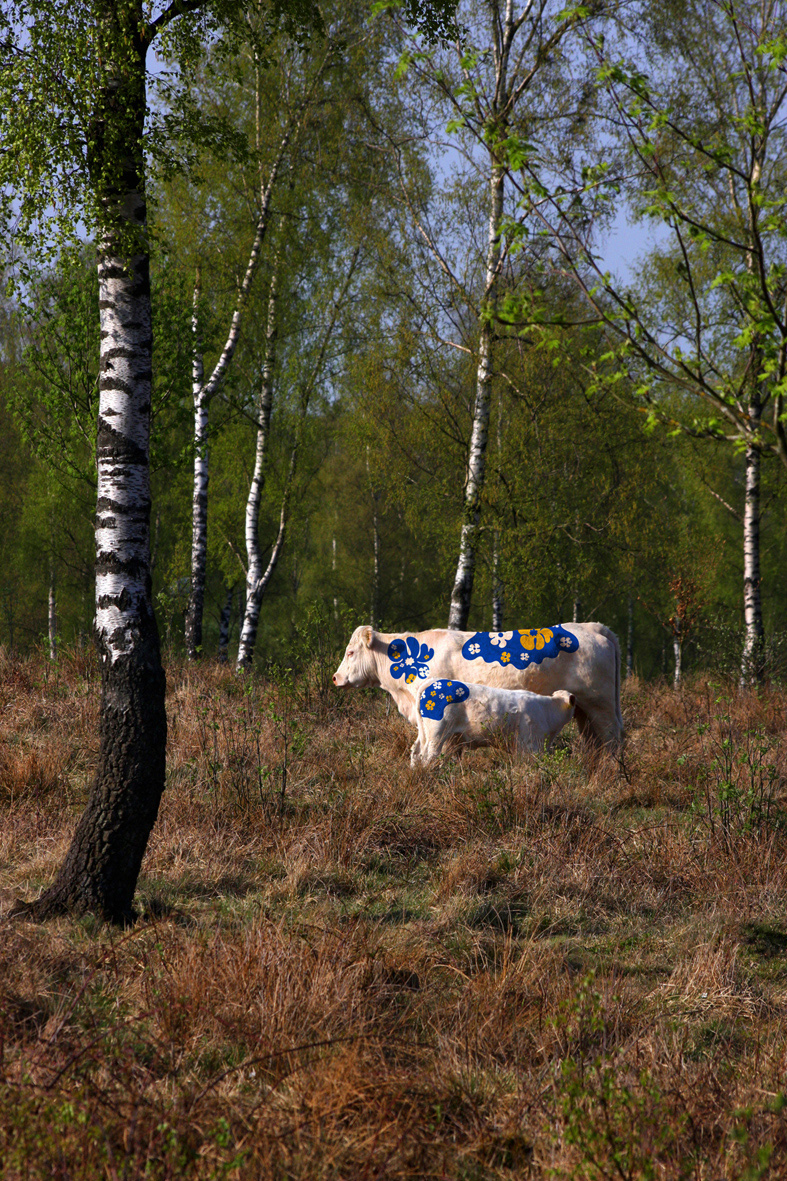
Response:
568,693,576,707
361,626,374,648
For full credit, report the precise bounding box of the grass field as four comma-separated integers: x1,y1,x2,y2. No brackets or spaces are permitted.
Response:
1,649,787,1179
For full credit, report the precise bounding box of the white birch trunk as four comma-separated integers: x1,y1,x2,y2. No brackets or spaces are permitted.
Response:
448,168,502,629
185,269,208,659
180,48,325,658
236,246,362,669
94,245,156,667
673,617,682,688
20,20,168,922
741,422,764,685
236,262,280,670
448,0,514,628
237,449,296,669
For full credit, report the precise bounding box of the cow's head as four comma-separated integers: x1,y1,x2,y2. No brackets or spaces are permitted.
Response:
333,626,379,688
553,690,576,714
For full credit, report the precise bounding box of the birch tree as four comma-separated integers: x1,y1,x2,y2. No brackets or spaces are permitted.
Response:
517,0,787,682
182,30,334,659
0,0,325,922
235,243,362,668
1,0,457,921
389,0,587,628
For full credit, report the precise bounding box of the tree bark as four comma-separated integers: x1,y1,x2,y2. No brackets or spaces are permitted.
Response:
491,529,504,630
236,263,280,670
185,268,208,659
367,446,381,630
48,556,57,663
626,594,634,678
13,5,166,923
741,412,764,685
673,617,682,688
447,165,502,628
217,584,234,664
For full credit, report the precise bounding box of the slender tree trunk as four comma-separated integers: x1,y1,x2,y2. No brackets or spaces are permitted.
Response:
491,390,504,630
185,268,208,660
14,15,166,922
491,530,504,630
237,245,361,669
332,536,339,625
572,594,582,623
448,165,502,628
218,585,234,664
626,594,634,678
367,446,381,630
673,617,682,688
237,451,297,669
48,557,57,663
741,425,764,685
180,51,319,658
236,263,279,670
371,504,380,631
448,1,516,629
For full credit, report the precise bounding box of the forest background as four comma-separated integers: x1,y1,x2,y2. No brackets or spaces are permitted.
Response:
1,0,785,685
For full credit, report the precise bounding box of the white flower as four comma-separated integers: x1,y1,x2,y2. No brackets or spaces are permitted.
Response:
469,643,480,655
405,657,414,665
489,631,513,647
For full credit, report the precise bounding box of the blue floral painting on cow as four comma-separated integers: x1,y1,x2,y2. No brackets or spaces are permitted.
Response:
388,636,435,683
462,626,578,668
419,680,470,720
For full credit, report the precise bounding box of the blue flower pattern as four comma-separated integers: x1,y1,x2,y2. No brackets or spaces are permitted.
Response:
462,625,578,668
388,636,435,683
419,680,470,720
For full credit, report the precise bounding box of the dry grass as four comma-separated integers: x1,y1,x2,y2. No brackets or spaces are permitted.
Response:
2,657,787,1178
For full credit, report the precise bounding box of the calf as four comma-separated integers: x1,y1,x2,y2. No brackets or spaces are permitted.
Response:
411,679,576,767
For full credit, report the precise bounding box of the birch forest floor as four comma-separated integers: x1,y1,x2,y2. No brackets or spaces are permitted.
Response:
2,649,787,1179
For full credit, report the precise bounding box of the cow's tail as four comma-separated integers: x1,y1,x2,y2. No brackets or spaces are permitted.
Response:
582,622,624,743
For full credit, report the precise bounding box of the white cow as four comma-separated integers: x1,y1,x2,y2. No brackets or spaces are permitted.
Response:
332,623,622,752
412,679,576,767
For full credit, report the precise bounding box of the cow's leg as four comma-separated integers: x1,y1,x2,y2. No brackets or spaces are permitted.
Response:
577,702,622,751
415,721,450,768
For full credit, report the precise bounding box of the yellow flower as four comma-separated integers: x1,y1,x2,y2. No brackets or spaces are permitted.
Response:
426,700,435,710
501,652,511,663
406,672,416,683
519,627,554,651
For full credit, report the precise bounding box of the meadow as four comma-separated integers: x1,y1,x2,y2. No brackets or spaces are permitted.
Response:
1,646,787,1179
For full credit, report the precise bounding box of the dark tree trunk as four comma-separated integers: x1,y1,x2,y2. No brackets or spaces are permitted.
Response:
12,2,166,925
626,594,634,678
218,585,234,664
